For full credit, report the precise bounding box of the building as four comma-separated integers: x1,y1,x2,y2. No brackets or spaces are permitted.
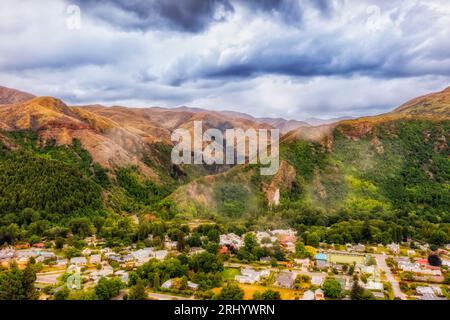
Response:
90,254,101,264
315,253,328,269
353,244,366,252
131,248,154,264
365,281,383,291
55,259,68,267
276,271,295,289
235,268,269,284
302,290,315,300
314,288,325,300
311,275,324,286
115,270,129,284
387,243,400,254
90,266,114,283
219,233,244,249
70,256,87,266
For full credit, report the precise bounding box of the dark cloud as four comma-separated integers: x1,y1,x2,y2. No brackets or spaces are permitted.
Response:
71,0,234,32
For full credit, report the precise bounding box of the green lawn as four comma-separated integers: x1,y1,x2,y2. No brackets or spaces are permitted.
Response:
222,268,240,280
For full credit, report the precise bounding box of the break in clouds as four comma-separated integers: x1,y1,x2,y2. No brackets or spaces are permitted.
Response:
1,0,450,119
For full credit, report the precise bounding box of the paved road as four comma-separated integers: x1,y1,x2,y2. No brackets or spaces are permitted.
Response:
147,292,195,300
375,254,406,300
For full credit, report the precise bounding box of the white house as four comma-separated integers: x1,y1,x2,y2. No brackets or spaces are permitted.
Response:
70,256,87,266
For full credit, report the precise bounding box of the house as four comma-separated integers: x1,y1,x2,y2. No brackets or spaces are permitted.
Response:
311,275,324,286
188,281,199,291
154,250,168,260
302,290,315,300
260,257,271,264
235,268,266,284
314,288,324,300
294,258,310,268
55,259,68,267
164,241,178,250
70,256,87,266
0,248,15,261
131,248,154,264
276,271,295,289
271,229,297,237
218,246,228,255
442,259,450,267
90,266,114,283
416,286,442,298
353,244,366,252
407,250,416,256
115,270,129,284
90,254,101,264
33,243,45,249
387,243,400,255
315,253,328,269
161,279,173,289
219,233,244,249
365,281,383,291
82,248,92,256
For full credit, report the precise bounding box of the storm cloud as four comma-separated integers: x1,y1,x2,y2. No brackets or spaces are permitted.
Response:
0,0,449,119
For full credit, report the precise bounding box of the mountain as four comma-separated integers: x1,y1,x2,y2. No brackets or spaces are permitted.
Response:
304,116,354,126
170,87,450,244
391,86,450,117
0,85,448,247
0,86,35,104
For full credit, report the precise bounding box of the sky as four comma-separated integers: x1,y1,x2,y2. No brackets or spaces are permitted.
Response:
1,0,450,120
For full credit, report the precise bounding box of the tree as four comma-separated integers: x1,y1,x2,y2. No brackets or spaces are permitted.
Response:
306,232,320,247
350,281,364,300
322,278,342,298
429,230,447,246
0,262,39,300
427,254,442,267
362,220,372,242
261,289,281,300
95,277,124,300
153,273,160,289
127,280,147,300
217,283,244,300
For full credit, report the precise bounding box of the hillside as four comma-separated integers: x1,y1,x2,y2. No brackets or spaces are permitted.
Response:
0,85,448,247
0,86,35,104
170,88,450,244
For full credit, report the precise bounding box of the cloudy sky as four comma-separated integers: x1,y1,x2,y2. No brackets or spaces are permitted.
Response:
1,0,450,120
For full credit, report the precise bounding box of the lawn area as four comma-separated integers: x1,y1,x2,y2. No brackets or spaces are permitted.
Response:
223,268,240,280
239,284,302,300
328,253,365,264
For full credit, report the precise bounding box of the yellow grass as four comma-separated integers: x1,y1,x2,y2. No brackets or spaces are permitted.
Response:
213,284,302,300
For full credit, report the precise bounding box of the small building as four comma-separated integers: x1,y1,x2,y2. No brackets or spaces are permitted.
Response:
302,290,315,300
314,288,325,300
311,275,324,286
235,268,268,284
82,248,92,256
315,253,328,269
55,259,68,267
70,256,87,266
387,243,400,255
276,271,295,289
260,257,271,264
115,270,129,284
90,254,101,264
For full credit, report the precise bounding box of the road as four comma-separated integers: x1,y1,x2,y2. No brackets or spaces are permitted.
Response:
147,292,195,300
375,254,406,300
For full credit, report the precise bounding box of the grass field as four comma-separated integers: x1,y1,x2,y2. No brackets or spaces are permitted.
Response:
239,284,302,300
328,253,365,264
223,268,240,280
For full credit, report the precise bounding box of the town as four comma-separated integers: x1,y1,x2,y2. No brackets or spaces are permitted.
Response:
1,223,449,301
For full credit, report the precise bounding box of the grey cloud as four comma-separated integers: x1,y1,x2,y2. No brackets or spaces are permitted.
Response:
71,0,234,32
